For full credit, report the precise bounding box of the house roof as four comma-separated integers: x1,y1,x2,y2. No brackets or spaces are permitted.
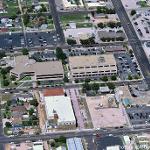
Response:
11,106,26,112
43,88,64,97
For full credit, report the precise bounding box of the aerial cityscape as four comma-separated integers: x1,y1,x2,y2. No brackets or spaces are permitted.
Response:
1,0,150,149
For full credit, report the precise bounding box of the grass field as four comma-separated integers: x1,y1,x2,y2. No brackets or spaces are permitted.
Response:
60,14,93,28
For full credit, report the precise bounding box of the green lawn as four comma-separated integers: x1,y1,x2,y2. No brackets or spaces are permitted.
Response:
2,0,20,17
60,14,87,24
76,23,93,28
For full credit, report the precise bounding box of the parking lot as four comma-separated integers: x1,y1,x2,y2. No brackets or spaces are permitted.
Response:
126,105,150,126
0,31,60,50
0,32,25,50
95,136,125,150
26,31,60,47
114,52,141,80
131,10,150,40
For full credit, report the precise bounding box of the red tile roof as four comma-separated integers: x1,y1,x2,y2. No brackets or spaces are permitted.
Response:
43,88,64,97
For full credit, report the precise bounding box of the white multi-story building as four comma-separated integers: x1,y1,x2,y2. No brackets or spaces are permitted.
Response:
40,88,76,129
69,54,117,80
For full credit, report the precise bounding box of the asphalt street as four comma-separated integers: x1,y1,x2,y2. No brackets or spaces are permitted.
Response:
111,0,150,87
48,0,65,44
0,127,150,143
0,79,143,93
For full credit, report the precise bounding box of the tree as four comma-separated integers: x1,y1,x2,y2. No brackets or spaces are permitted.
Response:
134,75,139,79
5,122,12,128
55,136,66,143
0,51,6,59
10,75,16,81
85,78,91,83
129,49,133,55
128,75,133,80
1,68,7,75
2,74,6,79
40,4,47,12
22,48,29,55
37,81,41,85
7,100,11,106
63,75,69,83
67,39,77,45
74,0,80,5
116,37,125,41
30,99,39,107
82,82,91,93
75,79,79,83
80,37,95,46
97,23,105,28
29,108,34,116
101,76,108,82
3,80,9,86
130,10,136,16
111,75,117,81
107,82,115,90
56,47,67,64
23,13,30,26
91,83,99,92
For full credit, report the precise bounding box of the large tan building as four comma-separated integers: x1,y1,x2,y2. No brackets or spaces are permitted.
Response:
10,56,64,81
69,54,117,80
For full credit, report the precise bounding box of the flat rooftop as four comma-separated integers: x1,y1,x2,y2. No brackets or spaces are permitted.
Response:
69,54,116,68
11,55,64,75
44,95,76,123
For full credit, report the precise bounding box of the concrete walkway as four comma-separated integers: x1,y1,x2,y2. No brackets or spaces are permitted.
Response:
66,88,84,129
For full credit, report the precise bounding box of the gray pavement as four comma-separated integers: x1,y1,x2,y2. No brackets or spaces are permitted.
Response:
111,0,150,87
